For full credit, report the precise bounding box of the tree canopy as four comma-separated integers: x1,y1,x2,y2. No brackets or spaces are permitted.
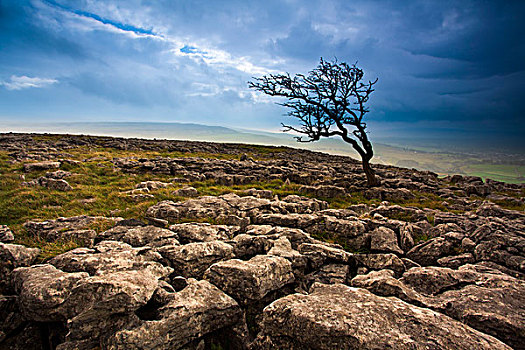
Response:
249,58,380,186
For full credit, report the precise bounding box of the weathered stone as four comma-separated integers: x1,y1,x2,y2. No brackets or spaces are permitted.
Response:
298,243,352,269
169,223,233,243
406,237,455,266
107,279,241,350
13,264,89,322
158,241,233,279
173,186,198,197
0,225,14,242
49,241,172,278
204,255,294,304
119,225,179,247
136,181,171,191
253,283,510,350
438,253,475,268
0,243,40,293
370,226,403,255
38,177,73,191
351,270,425,306
401,265,525,349
23,161,60,172
351,253,406,277
267,237,307,270
305,263,350,285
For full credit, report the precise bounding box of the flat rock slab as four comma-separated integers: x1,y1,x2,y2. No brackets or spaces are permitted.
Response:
204,255,294,304
253,283,511,350
23,161,60,172
107,279,241,350
401,264,525,349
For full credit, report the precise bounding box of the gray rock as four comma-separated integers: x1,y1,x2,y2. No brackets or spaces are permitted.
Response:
370,226,403,255
13,264,89,322
267,237,307,270
351,253,406,277
401,264,525,349
45,170,71,179
120,225,179,247
173,186,198,197
351,270,425,306
107,279,241,350
136,181,171,191
158,241,233,279
23,161,60,172
38,177,73,191
438,253,475,268
406,237,455,266
204,255,294,304
305,263,350,285
49,240,172,278
0,225,14,242
298,243,352,269
169,223,233,243
253,283,510,350
0,243,40,293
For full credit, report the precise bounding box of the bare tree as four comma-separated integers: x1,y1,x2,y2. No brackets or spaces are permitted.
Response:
249,57,380,187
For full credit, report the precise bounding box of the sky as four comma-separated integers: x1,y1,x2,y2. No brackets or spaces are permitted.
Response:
1,0,524,147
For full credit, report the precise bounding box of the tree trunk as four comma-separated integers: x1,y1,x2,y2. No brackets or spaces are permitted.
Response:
362,157,380,187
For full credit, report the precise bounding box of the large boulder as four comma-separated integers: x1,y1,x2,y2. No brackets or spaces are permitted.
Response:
253,283,510,349
204,255,294,304
106,279,241,350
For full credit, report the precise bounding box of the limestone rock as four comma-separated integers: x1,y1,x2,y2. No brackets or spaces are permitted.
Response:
0,243,40,293
253,283,510,350
169,223,233,243
13,264,89,322
49,240,172,278
107,279,241,350
351,270,425,306
350,253,406,277
204,255,294,304
173,186,198,197
23,161,60,172
369,226,403,255
298,243,352,269
158,241,233,279
401,265,525,349
0,225,15,242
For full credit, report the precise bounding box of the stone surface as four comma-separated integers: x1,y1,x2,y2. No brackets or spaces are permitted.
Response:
204,255,294,304
253,283,511,350
158,241,233,278
369,226,403,255
0,243,40,293
106,279,241,350
0,225,14,243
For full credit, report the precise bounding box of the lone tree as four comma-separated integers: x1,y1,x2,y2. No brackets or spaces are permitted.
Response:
249,58,380,187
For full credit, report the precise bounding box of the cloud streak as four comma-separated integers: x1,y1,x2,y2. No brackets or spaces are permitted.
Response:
1,75,58,90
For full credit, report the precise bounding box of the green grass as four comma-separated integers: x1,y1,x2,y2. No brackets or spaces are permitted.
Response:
2,138,521,261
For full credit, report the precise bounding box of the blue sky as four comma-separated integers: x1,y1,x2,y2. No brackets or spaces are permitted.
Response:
1,0,524,143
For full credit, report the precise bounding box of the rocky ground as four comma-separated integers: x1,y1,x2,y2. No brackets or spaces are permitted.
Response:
0,133,524,350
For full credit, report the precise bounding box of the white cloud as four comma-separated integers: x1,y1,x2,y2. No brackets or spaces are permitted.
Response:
1,75,58,90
